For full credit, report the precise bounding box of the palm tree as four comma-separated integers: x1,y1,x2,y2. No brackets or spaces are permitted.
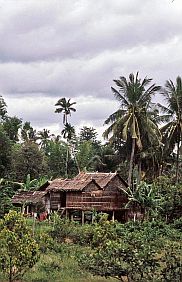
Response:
158,76,182,182
62,123,80,175
103,73,161,187
55,98,76,125
21,121,37,142
55,98,78,177
61,123,76,140
37,129,53,149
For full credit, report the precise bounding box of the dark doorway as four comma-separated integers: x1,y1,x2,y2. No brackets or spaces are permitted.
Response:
60,192,66,207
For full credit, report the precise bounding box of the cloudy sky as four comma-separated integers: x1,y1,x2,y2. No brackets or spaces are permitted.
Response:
0,0,182,139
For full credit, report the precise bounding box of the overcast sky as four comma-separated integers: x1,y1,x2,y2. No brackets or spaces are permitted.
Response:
0,0,182,139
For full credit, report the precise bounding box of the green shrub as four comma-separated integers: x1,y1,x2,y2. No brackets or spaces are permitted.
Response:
0,211,39,282
77,218,182,281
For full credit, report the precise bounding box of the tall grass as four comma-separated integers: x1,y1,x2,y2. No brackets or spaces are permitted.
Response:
24,247,115,282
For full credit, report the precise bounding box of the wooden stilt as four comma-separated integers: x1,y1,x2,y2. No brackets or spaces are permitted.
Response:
112,210,115,222
82,210,85,225
71,213,74,221
91,212,94,224
65,209,68,219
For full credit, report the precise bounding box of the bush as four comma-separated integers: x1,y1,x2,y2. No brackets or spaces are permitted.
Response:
50,212,95,245
77,218,182,281
0,210,39,282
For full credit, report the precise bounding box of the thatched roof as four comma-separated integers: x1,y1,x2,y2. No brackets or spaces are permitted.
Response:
37,181,51,191
12,173,128,204
12,191,47,204
74,172,128,189
46,178,100,192
47,172,128,192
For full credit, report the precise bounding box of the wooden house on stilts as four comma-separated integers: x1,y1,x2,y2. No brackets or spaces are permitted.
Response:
12,172,129,223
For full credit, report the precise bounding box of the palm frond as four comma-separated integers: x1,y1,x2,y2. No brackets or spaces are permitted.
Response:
69,107,76,112
134,116,142,149
122,114,132,140
104,109,126,125
141,76,153,87
157,103,173,115
111,87,129,107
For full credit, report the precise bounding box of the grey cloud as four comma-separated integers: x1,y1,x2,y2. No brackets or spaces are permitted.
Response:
1,37,182,99
1,0,182,137
5,95,118,126
0,0,181,63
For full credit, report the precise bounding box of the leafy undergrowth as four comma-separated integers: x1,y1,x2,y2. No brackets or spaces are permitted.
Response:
23,250,115,282
0,242,115,282
0,216,181,282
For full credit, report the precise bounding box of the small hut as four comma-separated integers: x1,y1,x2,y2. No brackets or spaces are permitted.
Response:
12,190,49,215
46,172,129,222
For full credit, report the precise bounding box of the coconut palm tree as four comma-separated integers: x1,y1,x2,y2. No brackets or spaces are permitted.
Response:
103,73,161,187
158,76,182,182
37,129,54,149
55,98,76,125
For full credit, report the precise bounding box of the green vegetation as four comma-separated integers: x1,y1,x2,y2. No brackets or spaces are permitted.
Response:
0,211,39,282
0,212,181,282
0,73,182,280
0,73,182,188
103,73,161,186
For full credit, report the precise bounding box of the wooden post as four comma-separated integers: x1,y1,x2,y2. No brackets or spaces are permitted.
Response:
32,213,36,237
133,213,136,222
91,212,94,224
71,213,74,221
26,205,29,214
112,210,115,222
82,210,85,225
125,210,128,222
50,192,52,212
65,209,68,219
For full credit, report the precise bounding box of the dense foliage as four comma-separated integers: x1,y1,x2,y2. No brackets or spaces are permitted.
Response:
42,213,182,282
77,217,181,281
0,73,182,280
0,211,181,282
0,73,182,185
0,211,39,282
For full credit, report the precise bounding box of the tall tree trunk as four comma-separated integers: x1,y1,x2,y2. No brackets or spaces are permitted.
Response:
65,144,69,178
137,159,141,185
176,140,180,183
128,138,136,187
71,143,81,173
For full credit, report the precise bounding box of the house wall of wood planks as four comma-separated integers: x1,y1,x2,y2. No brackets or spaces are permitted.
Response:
49,176,128,215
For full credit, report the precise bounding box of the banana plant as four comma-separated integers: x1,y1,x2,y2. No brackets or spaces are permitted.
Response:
121,181,163,220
